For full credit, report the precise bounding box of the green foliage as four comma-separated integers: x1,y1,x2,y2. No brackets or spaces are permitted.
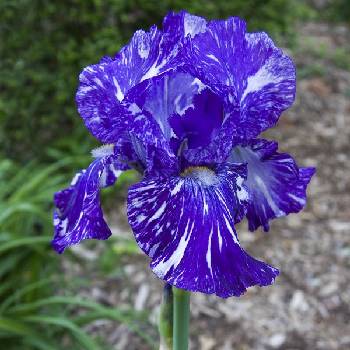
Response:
295,35,350,78
297,63,326,79
322,0,350,23
99,236,141,276
0,159,156,349
0,0,310,162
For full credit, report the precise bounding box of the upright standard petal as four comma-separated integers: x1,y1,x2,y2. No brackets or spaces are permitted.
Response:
171,88,239,166
185,17,296,139
52,154,122,253
120,103,179,177
169,88,224,150
129,69,237,167
76,20,190,142
76,61,160,143
229,139,315,231
127,71,207,142
127,163,279,298
162,11,207,39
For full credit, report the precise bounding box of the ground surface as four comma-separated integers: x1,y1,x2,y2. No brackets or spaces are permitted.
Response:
68,22,350,349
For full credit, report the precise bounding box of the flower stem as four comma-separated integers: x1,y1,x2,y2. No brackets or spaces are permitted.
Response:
173,287,190,350
159,284,173,350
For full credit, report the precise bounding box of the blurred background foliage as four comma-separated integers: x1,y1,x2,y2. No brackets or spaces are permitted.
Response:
0,0,348,348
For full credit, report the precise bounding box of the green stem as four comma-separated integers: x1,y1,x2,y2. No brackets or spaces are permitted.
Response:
173,287,190,350
159,284,173,350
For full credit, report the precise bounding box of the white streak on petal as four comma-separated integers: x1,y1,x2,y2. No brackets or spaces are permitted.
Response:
99,168,107,187
191,78,206,92
218,226,223,251
223,215,239,245
137,35,150,59
136,214,147,224
241,62,284,101
149,242,160,258
288,193,305,205
153,220,192,277
206,54,220,63
71,173,81,186
184,13,207,37
91,144,114,158
128,103,141,114
137,183,156,191
254,175,285,216
236,176,249,201
141,57,169,82
93,78,103,87
206,227,213,273
170,180,183,195
78,86,93,93
149,202,166,223
112,77,124,101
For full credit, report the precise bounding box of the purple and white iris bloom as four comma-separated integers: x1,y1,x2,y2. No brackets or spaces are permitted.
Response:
52,11,315,298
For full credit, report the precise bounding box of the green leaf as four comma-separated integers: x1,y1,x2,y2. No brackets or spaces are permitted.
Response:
0,203,48,226
8,160,70,203
112,238,139,255
0,317,36,337
0,236,50,255
10,296,157,348
22,315,99,350
24,337,58,350
0,278,52,313
0,251,27,279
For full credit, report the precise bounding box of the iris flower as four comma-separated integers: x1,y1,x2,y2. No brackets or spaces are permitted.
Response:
52,11,315,298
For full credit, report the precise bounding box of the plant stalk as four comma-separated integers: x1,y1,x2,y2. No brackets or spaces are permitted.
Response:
173,287,190,350
159,284,173,350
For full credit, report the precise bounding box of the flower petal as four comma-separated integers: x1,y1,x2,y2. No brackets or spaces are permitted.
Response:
120,103,179,177
127,71,206,142
76,63,133,143
52,155,122,253
179,96,240,166
76,11,209,143
186,17,296,139
76,16,192,142
128,70,237,167
162,11,207,39
182,114,240,167
229,139,315,231
127,163,279,298
169,88,224,150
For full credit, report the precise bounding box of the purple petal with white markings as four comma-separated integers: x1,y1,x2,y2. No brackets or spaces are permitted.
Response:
52,154,122,254
229,139,315,231
119,103,179,177
80,99,179,177
185,17,296,139
76,63,133,143
169,88,224,150
163,11,207,39
128,162,279,298
128,70,237,167
76,14,195,142
127,70,207,143
182,111,240,166
179,94,240,166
